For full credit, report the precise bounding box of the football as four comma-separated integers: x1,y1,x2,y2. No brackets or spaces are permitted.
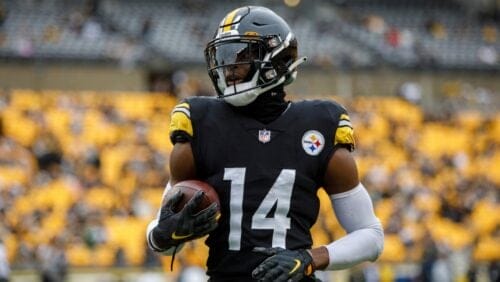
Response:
167,180,220,213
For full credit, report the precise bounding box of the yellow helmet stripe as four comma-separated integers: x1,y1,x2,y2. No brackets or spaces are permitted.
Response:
223,8,240,32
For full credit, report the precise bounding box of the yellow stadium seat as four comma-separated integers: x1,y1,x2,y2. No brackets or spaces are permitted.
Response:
490,114,500,142
1,108,39,147
471,199,499,235
10,89,43,110
182,240,209,267
67,244,92,266
100,146,130,185
3,233,17,262
414,191,440,214
82,110,121,147
44,109,71,138
379,234,406,262
427,217,474,250
85,186,118,211
141,188,164,217
379,263,395,282
375,199,394,227
485,152,500,184
41,214,66,242
474,235,500,261
418,124,469,157
456,111,483,131
94,245,117,267
0,167,30,186
104,217,148,266
148,119,173,152
113,93,155,119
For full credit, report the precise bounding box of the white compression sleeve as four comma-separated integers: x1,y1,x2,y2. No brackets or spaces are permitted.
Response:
146,182,183,254
324,183,384,270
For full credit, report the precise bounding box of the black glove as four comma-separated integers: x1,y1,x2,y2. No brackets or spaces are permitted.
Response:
151,190,219,250
252,247,315,282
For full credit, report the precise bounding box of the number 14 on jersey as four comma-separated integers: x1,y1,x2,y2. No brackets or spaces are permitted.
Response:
224,168,296,251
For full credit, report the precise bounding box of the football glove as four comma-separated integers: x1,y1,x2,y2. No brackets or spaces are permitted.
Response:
252,247,315,282
151,190,219,250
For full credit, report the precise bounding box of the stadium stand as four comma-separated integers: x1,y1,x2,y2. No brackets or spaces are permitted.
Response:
335,0,500,69
0,88,498,280
0,0,499,281
0,0,498,69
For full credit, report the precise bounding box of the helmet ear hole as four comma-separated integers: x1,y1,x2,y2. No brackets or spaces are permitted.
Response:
259,61,276,82
264,69,277,80
271,53,291,76
270,37,298,77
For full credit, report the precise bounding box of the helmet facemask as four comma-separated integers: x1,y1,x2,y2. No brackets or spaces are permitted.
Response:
205,33,304,107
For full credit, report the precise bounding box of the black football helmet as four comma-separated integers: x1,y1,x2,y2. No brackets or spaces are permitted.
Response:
205,6,306,106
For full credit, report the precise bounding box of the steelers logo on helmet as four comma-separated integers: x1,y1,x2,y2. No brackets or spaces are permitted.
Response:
302,130,325,156
204,6,307,107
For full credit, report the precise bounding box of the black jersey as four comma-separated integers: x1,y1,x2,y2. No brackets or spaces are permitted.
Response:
169,96,355,281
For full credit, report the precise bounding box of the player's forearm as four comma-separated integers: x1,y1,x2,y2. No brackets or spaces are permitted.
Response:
309,246,330,270
309,222,383,270
323,223,383,270
319,183,384,270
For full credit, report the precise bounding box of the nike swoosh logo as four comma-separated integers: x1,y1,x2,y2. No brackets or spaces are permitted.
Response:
289,259,301,274
171,232,193,240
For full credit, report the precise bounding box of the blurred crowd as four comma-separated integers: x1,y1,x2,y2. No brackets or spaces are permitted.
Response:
0,88,498,281
345,97,499,281
0,89,175,280
1,0,499,70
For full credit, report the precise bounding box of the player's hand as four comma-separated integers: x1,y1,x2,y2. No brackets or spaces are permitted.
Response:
252,247,315,282
152,190,219,249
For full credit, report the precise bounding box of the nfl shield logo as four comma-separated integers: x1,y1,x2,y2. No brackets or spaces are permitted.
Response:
258,129,271,143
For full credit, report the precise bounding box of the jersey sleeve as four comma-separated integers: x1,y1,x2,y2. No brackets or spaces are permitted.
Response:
169,101,194,144
324,102,355,152
334,111,355,151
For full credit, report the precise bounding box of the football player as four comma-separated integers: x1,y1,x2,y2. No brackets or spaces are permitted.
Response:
147,6,384,282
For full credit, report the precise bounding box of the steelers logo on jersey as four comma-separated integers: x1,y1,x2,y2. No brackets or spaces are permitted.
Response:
301,130,325,156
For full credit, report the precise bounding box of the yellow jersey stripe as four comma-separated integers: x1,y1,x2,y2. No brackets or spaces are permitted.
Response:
334,126,355,148
172,102,191,117
338,120,352,128
175,102,190,110
170,111,193,137
340,114,350,121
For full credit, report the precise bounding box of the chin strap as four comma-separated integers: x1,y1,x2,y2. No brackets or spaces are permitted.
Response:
170,245,179,271
223,56,308,107
222,56,307,107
